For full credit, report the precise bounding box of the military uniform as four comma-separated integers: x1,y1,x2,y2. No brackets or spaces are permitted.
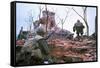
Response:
73,20,85,36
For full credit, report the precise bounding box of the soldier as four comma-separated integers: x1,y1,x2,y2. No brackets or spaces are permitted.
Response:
33,20,40,30
16,26,54,65
35,27,53,64
17,27,26,40
73,20,85,37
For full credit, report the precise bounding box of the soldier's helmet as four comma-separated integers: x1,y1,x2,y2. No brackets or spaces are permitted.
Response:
36,27,45,36
77,20,80,22
75,20,83,26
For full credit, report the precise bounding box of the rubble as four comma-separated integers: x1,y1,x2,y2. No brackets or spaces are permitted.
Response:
16,35,96,65
48,37,97,63
16,39,25,46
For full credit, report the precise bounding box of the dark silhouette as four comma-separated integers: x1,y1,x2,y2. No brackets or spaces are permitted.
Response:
73,20,85,37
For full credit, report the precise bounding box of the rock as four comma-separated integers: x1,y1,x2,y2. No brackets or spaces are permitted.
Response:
16,39,25,46
87,41,93,44
72,57,83,62
85,53,91,57
71,47,88,53
31,49,43,59
62,56,83,62
62,56,73,62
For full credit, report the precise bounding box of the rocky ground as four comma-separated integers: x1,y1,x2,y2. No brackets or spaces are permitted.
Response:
48,37,97,63
16,35,97,65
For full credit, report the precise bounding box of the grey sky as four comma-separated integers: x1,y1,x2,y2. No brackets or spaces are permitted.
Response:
16,3,96,36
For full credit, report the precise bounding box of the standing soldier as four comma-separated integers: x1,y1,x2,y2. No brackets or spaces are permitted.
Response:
73,20,85,37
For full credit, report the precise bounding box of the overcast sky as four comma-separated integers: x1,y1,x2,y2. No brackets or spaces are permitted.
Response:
16,3,96,36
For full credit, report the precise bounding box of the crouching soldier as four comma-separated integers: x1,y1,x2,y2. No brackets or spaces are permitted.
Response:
16,26,54,65
35,27,53,64
73,20,85,37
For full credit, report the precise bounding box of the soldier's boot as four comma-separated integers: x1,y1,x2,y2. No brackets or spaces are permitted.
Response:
43,55,54,64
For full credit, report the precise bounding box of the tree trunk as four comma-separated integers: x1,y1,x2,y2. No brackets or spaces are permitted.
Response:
85,22,89,36
83,7,89,36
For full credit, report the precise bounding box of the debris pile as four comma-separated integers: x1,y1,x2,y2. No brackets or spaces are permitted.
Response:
16,32,97,65
48,37,96,63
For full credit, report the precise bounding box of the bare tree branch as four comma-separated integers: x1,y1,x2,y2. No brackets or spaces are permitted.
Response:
63,8,70,23
38,6,44,20
72,7,85,21
72,7,88,25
